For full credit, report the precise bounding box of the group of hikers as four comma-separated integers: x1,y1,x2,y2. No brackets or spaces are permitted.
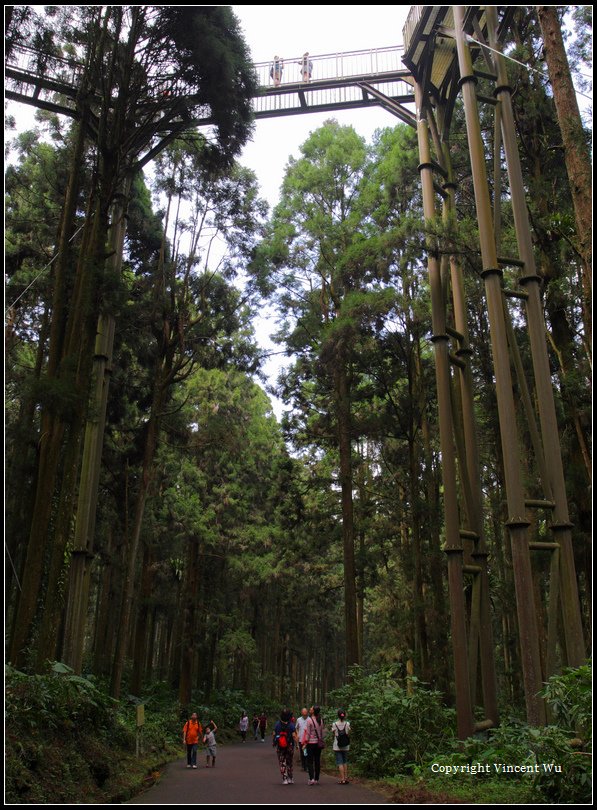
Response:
240,706,351,786
269,52,313,85
183,705,351,786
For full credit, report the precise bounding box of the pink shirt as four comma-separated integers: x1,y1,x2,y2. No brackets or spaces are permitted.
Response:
301,716,324,745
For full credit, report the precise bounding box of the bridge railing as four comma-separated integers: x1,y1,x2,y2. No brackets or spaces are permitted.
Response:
6,44,84,88
403,7,425,53
253,45,406,88
252,79,414,118
7,43,407,92
6,42,412,122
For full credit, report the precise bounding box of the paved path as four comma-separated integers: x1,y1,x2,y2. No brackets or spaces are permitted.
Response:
127,739,390,805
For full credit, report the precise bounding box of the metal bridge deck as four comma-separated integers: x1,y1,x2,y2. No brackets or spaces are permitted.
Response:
5,43,416,129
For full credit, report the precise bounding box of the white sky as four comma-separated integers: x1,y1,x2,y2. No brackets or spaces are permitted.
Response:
228,6,412,406
5,5,412,418
232,4,412,207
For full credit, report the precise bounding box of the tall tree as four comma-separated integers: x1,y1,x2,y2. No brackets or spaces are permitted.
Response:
536,5,592,348
253,121,400,672
6,4,258,671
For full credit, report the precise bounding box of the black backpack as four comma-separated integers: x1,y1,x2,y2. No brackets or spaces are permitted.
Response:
336,722,350,747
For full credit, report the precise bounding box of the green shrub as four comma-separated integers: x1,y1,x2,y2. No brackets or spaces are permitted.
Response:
541,661,592,737
419,662,592,805
5,662,121,739
534,662,592,803
5,663,135,803
327,667,456,776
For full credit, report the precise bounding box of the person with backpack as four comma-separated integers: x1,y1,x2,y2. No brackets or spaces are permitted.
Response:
300,705,325,785
182,712,203,769
272,709,297,785
332,709,351,784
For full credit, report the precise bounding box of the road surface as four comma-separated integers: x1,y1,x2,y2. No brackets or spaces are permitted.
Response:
127,739,390,804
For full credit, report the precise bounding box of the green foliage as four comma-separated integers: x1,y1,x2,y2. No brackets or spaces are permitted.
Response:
155,6,258,166
5,664,139,803
418,663,592,805
5,663,121,737
426,720,591,805
327,667,455,776
191,687,281,731
541,661,592,736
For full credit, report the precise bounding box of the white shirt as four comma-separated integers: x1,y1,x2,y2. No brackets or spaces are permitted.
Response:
295,715,309,741
332,720,351,751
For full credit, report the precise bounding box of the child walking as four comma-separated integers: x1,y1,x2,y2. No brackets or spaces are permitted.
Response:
203,720,218,767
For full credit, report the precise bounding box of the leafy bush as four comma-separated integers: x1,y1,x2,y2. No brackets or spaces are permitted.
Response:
5,662,123,741
541,661,591,737
5,663,135,803
534,662,592,803
419,662,592,805
179,686,282,733
326,667,456,776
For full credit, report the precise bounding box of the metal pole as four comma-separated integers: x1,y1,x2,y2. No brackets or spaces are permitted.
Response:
415,81,474,739
486,6,586,670
453,5,545,726
443,168,499,726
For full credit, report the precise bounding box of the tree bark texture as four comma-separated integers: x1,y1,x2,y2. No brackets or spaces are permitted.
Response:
536,5,592,347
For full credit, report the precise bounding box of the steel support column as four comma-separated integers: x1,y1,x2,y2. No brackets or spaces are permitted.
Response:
453,5,546,727
485,7,586,671
415,82,475,739
442,177,499,728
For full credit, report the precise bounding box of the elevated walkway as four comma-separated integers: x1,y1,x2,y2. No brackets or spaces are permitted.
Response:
251,48,415,126
5,44,416,129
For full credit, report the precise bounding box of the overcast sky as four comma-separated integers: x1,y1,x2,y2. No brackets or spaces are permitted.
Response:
228,6,412,405
6,6,412,417
232,4,412,207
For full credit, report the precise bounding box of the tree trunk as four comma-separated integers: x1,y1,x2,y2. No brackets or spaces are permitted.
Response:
111,403,162,698
179,535,200,706
536,5,592,348
130,541,154,696
334,353,360,671
61,178,130,673
92,527,115,677
409,435,430,680
8,188,109,669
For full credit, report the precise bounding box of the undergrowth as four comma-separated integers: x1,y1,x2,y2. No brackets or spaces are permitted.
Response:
5,661,591,804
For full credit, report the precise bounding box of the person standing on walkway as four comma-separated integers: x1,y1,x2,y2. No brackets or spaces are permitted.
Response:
252,712,260,740
272,709,297,785
331,709,351,784
239,711,249,742
258,711,268,742
270,55,284,86
203,720,218,767
301,705,325,785
182,712,202,769
295,707,309,771
298,52,313,82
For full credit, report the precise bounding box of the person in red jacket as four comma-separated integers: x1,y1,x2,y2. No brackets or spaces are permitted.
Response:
182,712,203,769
